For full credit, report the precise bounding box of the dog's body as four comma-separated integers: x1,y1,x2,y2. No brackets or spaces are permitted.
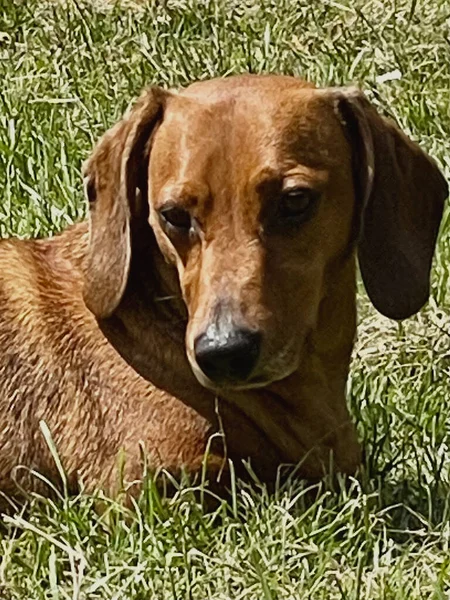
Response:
0,225,214,497
0,218,354,496
0,75,447,499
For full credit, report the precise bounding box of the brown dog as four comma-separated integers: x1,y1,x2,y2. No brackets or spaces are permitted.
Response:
0,75,447,499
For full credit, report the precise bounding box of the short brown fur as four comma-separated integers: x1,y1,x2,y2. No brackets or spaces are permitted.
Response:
0,75,447,499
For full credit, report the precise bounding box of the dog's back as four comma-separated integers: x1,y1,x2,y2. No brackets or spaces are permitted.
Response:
0,224,211,498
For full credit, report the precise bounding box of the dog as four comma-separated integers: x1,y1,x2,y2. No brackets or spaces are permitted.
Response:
0,74,447,501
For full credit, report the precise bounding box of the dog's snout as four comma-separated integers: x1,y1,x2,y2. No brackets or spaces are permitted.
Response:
194,328,261,385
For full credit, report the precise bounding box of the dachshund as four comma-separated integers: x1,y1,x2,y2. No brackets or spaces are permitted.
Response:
0,74,447,500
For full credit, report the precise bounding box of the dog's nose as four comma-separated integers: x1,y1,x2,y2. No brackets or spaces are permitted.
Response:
194,328,261,385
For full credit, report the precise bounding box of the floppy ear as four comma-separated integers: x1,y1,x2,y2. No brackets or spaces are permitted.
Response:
331,88,448,320
82,87,168,318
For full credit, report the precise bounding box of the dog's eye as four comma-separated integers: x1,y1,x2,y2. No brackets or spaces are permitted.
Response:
278,188,318,222
84,176,96,204
159,207,192,232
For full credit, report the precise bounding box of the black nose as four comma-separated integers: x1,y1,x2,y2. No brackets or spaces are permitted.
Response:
194,328,261,384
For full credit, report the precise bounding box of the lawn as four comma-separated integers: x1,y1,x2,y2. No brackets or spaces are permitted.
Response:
0,0,450,597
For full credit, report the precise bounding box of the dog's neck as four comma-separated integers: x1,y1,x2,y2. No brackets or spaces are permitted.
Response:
99,222,190,379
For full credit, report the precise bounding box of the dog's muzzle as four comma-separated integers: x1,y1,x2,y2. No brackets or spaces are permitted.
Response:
194,327,261,386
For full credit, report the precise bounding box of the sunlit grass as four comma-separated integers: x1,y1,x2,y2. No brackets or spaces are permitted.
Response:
0,0,449,597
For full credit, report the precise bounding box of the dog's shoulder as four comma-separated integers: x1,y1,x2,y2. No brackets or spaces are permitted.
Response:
0,221,88,301
0,220,156,400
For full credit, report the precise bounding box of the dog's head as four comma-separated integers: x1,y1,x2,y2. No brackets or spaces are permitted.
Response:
83,75,447,391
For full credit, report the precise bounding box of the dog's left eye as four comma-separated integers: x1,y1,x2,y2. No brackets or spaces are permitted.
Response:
159,207,192,232
278,188,318,222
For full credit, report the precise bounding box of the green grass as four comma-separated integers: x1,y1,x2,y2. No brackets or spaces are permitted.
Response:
1,0,450,597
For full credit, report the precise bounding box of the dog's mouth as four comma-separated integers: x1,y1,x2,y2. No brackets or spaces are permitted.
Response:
187,350,297,392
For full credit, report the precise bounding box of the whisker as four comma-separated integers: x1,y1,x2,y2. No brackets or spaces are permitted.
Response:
154,295,183,302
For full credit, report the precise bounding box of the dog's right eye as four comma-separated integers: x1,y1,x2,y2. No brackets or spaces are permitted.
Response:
84,176,96,204
159,207,192,232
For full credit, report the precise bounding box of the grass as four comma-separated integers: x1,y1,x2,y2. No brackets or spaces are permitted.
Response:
0,0,449,597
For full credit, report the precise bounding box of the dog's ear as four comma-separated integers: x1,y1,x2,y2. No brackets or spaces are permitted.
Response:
82,87,168,318
328,88,448,320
